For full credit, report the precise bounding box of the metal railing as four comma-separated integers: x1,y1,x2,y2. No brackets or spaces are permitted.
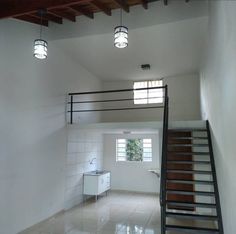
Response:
68,86,167,124
160,85,169,234
206,121,224,234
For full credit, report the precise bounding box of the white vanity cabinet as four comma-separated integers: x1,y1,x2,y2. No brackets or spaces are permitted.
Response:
83,171,110,199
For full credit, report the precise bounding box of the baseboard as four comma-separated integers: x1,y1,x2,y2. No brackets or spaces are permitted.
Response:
111,189,159,196
19,209,65,233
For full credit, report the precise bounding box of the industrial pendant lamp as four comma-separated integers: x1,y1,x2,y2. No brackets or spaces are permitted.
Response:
34,9,48,59
114,9,128,48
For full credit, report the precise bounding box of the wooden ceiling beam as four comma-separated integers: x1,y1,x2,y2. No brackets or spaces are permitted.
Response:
14,15,48,26
141,0,148,9
32,12,63,24
91,1,111,16
44,13,63,24
69,5,94,19
48,10,76,22
0,0,90,19
112,0,129,13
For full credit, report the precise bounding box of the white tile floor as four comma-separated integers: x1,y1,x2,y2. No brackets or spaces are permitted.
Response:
20,191,161,234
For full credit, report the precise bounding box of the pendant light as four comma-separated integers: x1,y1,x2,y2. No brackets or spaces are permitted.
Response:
114,9,128,48
34,9,48,59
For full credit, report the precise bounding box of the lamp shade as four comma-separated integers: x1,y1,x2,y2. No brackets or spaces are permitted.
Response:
34,39,48,59
114,26,128,48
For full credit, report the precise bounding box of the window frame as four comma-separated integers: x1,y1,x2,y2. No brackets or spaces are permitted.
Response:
133,79,164,105
116,138,153,162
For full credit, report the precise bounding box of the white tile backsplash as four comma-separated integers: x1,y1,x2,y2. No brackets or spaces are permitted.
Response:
67,153,78,165
65,128,103,210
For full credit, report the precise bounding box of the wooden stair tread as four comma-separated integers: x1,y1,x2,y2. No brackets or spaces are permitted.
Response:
166,212,218,220
166,200,216,208
167,179,214,185
165,224,219,233
166,189,215,196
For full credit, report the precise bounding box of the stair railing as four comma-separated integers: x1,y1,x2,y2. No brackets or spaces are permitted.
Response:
160,85,169,234
68,86,166,124
206,120,224,234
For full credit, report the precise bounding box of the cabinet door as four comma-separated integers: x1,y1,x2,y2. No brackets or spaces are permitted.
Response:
105,173,111,190
83,175,99,195
98,175,106,194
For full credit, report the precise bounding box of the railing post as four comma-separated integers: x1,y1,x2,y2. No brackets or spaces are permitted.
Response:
160,85,169,234
70,95,73,124
206,121,224,234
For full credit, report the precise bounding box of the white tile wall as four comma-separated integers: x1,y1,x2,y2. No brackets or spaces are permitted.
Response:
65,127,103,210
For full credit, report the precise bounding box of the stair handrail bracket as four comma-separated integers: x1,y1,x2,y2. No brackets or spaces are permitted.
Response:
160,85,169,234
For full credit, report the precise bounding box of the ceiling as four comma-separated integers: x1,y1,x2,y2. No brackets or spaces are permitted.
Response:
1,0,208,81
0,0,162,26
55,13,207,81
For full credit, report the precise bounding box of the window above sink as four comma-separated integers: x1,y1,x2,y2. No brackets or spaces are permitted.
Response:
116,138,152,162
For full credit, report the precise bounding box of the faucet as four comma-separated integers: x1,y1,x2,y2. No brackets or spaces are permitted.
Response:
90,157,96,165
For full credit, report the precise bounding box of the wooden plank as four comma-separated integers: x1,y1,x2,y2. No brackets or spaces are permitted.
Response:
141,0,148,9
112,0,129,13
14,14,48,26
167,131,195,212
69,5,94,19
44,12,63,24
32,12,63,24
48,10,76,22
0,0,90,19
91,0,111,16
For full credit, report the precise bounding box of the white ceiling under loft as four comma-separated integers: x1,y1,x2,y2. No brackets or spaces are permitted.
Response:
68,120,206,134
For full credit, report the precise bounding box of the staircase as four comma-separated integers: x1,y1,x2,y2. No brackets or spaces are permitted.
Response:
160,122,224,233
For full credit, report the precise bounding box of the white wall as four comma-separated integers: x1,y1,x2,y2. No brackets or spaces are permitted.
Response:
200,1,236,233
0,19,101,234
103,133,160,193
65,128,103,210
101,74,201,122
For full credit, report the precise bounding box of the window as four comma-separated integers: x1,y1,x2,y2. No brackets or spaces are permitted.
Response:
116,138,152,162
133,80,163,104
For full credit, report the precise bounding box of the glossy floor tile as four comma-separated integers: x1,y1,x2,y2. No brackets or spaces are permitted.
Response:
19,191,160,234
19,191,216,234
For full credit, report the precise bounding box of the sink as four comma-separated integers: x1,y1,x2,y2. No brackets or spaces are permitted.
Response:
84,170,107,176
92,170,106,174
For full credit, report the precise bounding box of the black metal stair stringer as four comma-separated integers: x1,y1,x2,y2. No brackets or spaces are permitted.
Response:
207,120,224,234
160,122,224,234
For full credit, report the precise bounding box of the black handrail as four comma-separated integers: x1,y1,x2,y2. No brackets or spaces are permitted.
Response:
68,85,166,96
68,96,165,104
160,85,169,234
206,121,224,234
68,86,166,124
